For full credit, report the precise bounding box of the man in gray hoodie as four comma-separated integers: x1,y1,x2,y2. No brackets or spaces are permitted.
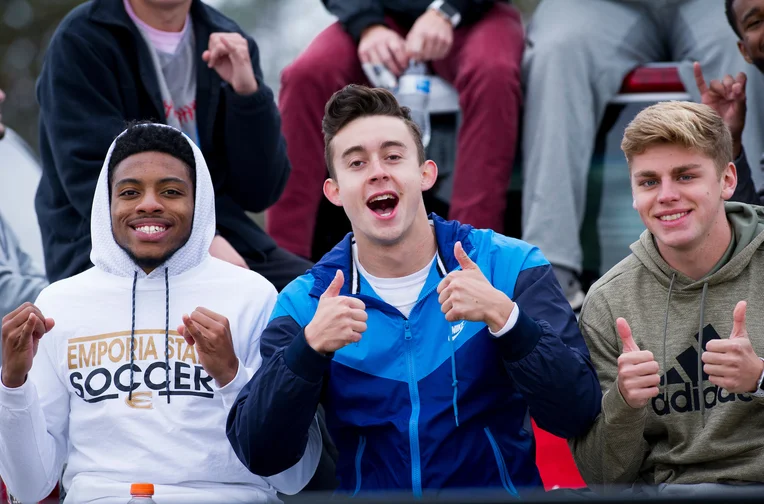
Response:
572,101,764,493
0,88,48,341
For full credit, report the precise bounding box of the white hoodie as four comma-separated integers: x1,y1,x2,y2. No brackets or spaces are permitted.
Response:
0,125,321,503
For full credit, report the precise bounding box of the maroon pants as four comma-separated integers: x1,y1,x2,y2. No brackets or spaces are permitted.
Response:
267,4,524,259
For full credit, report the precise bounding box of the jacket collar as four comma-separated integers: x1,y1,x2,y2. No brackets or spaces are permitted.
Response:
308,213,475,299
87,0,223,152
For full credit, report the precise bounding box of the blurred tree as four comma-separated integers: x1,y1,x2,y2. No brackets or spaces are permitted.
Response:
1,0,85,151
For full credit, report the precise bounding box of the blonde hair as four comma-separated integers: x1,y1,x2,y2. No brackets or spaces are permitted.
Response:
621,101,732,176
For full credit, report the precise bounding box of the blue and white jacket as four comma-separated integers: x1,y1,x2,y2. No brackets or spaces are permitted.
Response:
227,215,602,497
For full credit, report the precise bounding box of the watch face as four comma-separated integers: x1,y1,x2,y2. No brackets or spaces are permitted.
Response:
440,3,459,18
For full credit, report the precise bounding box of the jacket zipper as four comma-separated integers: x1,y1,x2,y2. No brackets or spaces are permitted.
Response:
353,435,367,496
484,427,518,497
404,320,423,497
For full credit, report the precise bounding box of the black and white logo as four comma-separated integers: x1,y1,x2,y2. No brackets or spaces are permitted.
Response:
652,324,752,415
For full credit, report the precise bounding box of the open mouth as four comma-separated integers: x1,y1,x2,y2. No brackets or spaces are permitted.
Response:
657,210,690,222
131,222,171,242
366,193,399,218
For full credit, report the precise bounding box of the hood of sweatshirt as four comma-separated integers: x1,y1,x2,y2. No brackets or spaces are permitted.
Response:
89,123,215,279
577,201,764,484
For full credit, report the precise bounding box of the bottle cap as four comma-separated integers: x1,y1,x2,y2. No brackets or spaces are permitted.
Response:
130,483,154,496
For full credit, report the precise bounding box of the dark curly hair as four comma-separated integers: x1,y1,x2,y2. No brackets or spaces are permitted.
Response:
726,0,742,38
108,121,196,195
322,84,426,179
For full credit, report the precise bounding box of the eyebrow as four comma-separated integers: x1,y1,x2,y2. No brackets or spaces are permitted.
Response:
114,177,189,187
340,140,408,160
633,163,701,179
742,6,762,25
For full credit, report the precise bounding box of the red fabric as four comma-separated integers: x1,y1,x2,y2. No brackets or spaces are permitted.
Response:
267,4,524,258
532,421,586,490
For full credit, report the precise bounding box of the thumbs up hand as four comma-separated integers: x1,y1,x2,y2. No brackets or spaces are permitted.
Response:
304,270,368,355
616,318,661,409
436,242,514,333
702,301,764,394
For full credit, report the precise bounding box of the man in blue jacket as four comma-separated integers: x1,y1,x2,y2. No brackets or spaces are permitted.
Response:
35,0,310,291
227,84,602,496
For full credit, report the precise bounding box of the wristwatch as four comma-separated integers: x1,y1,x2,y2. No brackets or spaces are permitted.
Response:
428,0,462,28
753,357,764,398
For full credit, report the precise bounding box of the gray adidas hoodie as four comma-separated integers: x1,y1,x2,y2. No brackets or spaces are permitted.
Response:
572,202,764,487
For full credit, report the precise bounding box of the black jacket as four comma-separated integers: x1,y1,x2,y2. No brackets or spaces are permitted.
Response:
322,0,502,42
36,0,289,282
731,147,764,206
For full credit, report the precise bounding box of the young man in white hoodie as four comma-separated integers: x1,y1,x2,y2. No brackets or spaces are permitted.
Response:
0,123,321,503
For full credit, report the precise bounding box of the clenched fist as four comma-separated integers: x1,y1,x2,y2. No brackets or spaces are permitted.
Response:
304,270,368,355
616,318,660,409
178,307,238,387
2,303,55,388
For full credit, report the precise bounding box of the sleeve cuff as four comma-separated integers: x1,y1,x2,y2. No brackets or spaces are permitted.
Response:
217,358,253,410
224,80,275,113
492,309,543,362
0,372,37,410
284,329,333,383
489,302,519,338
601,383,648,425
344,13,387,43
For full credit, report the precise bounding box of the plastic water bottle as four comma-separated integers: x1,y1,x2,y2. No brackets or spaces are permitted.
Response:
127,483,157,503
396,61,431,148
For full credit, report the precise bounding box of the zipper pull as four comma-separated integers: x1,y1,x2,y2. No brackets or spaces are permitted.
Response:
404,320,412,340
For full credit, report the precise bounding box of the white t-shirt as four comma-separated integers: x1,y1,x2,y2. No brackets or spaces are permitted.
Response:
352,242,519,334
353,245,434,318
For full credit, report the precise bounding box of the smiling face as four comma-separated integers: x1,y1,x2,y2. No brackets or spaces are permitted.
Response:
631,144,736,255
732,0,764,72
323,115,437,247
110,151,194,273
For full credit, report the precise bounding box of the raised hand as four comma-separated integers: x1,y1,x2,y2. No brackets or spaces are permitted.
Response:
702,301,764,394
615,318,660,408
203,32,258,95
304,270,368,355
693,61,746,157
1,303,55,388
178,307,238,387
437,241,514,333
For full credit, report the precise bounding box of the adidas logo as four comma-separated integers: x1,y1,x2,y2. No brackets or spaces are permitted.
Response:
652,324,752,416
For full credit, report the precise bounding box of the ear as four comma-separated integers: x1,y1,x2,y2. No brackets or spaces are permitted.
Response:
721,162,737,201
421,160,438,192
323,177,343,207
738,40,754,65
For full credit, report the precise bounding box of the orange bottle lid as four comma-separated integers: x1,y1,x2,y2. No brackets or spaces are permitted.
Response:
130,483,155,496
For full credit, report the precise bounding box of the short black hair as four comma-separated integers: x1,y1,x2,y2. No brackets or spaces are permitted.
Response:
726,0,742,38
108,121,196,193
322,84,426,179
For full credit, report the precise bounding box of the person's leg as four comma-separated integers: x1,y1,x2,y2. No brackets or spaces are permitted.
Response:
429,3,524,233
671,0,764,188
266,23,367,260
520,0,660,307
247,246,314,292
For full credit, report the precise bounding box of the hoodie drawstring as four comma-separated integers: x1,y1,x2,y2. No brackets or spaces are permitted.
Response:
448,331,459,427
128,271,138,401
164,267,171,404
662,273,676,399
128,268,172,404
698,282,709,427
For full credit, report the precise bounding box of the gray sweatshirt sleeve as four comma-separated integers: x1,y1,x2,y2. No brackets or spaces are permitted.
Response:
568,291,651,486
0,217,48,319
